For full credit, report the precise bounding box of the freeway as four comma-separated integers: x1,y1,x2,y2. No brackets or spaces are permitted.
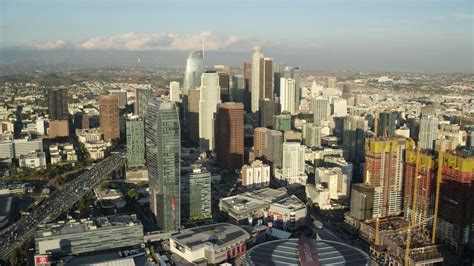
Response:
0,153,125,260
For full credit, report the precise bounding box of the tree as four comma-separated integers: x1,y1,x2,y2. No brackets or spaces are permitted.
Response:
127,189,140,201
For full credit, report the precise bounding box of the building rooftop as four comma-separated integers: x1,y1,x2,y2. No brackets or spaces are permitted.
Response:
171,223,249,250
245,238,370,265
271,195,306,212
36,215,141,238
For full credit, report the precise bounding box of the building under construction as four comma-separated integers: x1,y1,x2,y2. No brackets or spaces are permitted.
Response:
404,139,437,225
436,148,474,257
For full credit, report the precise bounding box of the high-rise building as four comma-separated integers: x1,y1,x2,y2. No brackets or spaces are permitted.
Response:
110,89,127,109
310,97,329,126
74,112,89,129
363,137,406,218
350,184,375,221
377,111,397,139
48,120,69,138
215,65,231,102
243,61,252,113
436,149,473,256
48,88,69,120
281,67,302,108
259,98,278,128
403,140,436,225
273,112,292,132
282,142,307,185
331,98,347,117
169,81,180,102
183,51,204,96
181,165,211,220
253,127,267,159
145,99,180,233
126,115,145,168
231,75,245,103
327,78,337,89
343,115,366,163
99,95,120,141
259,57,273,100
280,78,296,114
418,115,439,150
215,102,244,170
241,160,270,188
135,88,154,118
251,47,262,113
187,89,200,145
302,123,321,148
199,72,221,151
265,129,283,173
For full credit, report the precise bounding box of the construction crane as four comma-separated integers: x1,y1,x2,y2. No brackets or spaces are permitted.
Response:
374,112,379,137
431,140,445,244
405,145,422,266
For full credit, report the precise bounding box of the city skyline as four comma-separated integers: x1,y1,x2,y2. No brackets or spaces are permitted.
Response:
1,0,473,72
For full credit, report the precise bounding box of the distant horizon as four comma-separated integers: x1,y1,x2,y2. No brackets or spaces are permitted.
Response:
2,0,473,73
1,47,472,75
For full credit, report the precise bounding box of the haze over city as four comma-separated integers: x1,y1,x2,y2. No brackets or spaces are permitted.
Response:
1,0,473,72
0,1,473,266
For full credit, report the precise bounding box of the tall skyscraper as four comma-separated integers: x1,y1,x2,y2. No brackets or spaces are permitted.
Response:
48,88,69,120
110,89,127,109
135,88,154,118
418,115,439,150
310,97,329,125
199,72,221,151
183,51,204,96
126,115,145,168
215,102,244,170
282,142,307,185
259,57,273,100
169,81,180,102
253,127,268,159
231,75,245,103
331,98,348,117
259,98,279,128
280,78,296,114
343,115,366,164
214,65,231,102
327,78,337,88
145,99,181,233
181,165,211,220
243,61,252,113
265,129,283,174
99,95,120,141
282,66,302,108
74,112,89,129
302,123,321,148
363,137,406,218
377,111,397,139
187,89,200,145
251,47,262,113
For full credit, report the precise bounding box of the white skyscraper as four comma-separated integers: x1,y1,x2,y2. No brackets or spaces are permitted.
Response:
169,81,180,102
332,98,347,117
280,77,296,114
310,97,329,125
282,142,306,185
183,51,204,96
199,72,221,151
419,115,439,150
251,47,262,113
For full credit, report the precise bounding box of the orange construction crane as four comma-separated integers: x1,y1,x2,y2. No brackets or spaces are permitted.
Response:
431,140,445,244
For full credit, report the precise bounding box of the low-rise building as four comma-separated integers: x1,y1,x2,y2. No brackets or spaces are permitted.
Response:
169,223,250,265
19,151,47,169
35,215,143,256
268,195,307,229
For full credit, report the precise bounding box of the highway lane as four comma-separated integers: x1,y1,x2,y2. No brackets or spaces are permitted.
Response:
0,153,125,260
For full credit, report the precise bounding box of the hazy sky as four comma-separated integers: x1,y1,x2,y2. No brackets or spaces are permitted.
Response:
1,0,473,72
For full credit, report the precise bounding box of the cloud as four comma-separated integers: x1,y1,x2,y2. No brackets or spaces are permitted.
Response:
22,32,261,51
